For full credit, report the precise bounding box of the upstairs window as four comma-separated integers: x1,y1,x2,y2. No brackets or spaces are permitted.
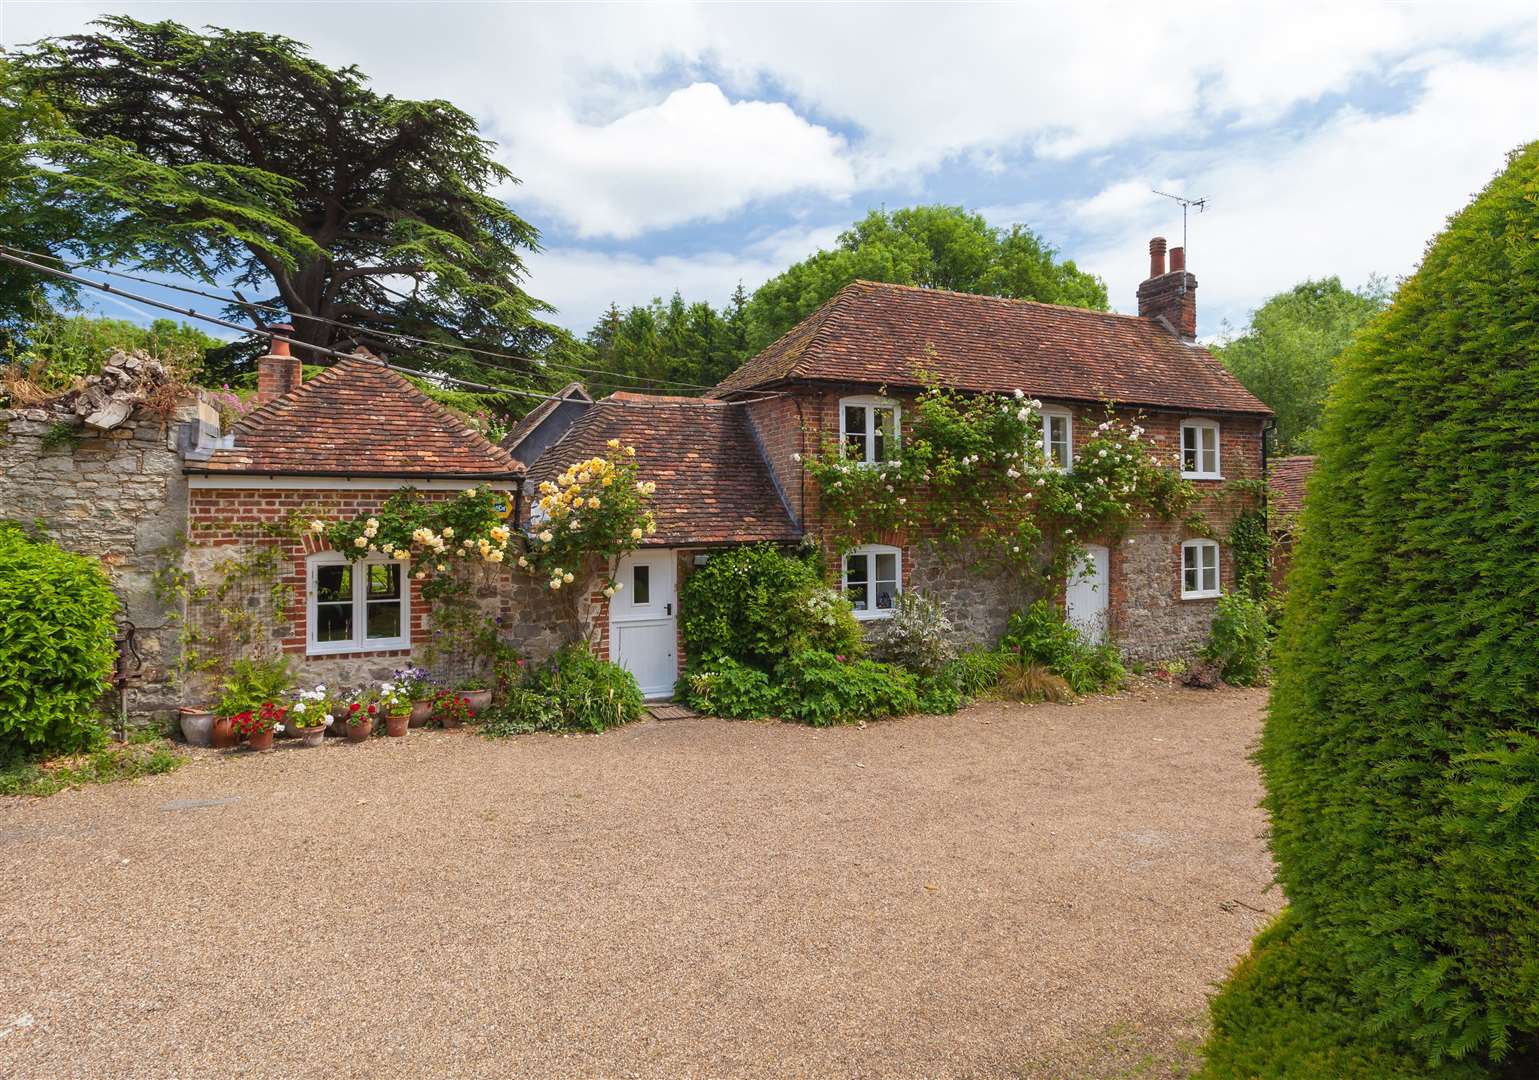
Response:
1181,539,1221,599
307,552,411,655
1181,420,1221,479
840,396,899,464
1041,408,1073,470
842,544,902,620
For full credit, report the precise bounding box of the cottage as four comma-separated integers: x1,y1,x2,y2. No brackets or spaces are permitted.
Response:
514,236,1270,694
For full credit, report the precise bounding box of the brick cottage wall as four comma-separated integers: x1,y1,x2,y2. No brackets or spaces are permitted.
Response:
0,401,199,718
757,384,1265,658
185,485,585,697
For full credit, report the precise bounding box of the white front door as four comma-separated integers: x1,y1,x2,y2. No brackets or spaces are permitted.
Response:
610,550,678,699
1065,544,1110,644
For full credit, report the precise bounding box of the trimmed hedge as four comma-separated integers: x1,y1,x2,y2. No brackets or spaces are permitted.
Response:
0,524,118,754
1211,143,1539,1071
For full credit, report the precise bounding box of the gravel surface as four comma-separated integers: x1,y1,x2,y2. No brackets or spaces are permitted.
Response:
1,686,1272,1079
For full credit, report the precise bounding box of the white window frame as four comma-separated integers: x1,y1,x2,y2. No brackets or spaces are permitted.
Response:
1041,407,1073,471
841,543,903,621
1180,419,1222,479
1180,539,1221,600
306,551,412,656
839,395,900,466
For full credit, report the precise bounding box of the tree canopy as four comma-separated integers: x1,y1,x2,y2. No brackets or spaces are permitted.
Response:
6,16,559,386
743,205,1108,352
1203,143,1539,1074
577,286,749,397
1216,276,1390,455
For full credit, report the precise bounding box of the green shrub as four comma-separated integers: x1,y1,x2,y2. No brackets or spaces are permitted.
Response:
948,648,1007,698
0,728,183,798
1203,594,1272,686
479,687,558,737
773,650,919,726
680,544,862,668
524,644,643,733
1200,909,1490,1080
0,524,119,754
867,591,958,676
677,656,780,720
1214,143,1539,1069
913,669,965,714
1001,600,1125,695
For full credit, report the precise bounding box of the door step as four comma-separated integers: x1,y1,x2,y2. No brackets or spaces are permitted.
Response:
647,703,698,721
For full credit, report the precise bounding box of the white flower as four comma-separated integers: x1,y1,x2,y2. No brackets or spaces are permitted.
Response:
323,715,334,726
1098,449,1108,458
353,536,367,548
791,452,802,462
1013,388,1025,399
550,579,563,591
517,556,528,568
463,488,476,496
1036,477,1046,487
538,531,553,543
603,586,615,598
614,581,624,591
437,563,447,572
563,571,574,583
441,527,454,538
316,685,326,693
1074,501,1083,511
366,518,379,529
462,539,473,548
274,724,285,734
630,527,643,540
309,519,326,533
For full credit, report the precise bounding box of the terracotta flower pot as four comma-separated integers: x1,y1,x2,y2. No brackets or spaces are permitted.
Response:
461,689,493,715
210,716,239,749
344,718,374,743
179,708,215,747
297,725,326,747
246,728,275,752
409,699,433,728
385,711,410,738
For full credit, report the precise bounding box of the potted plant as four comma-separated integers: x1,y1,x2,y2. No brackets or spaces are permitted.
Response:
288,686,334,747
378,681,411,738
458,676,493,714
432,690,474,730
340,696,379,742
230,702,286,751
178,706,216,747
213,657,296,748
393,666,436,727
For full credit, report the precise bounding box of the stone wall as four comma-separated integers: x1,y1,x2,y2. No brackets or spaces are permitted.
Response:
904,540,1043,647
0,401,197,718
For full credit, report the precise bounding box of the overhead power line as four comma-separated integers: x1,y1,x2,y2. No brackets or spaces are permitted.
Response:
0,249,782,411
0,244,727,394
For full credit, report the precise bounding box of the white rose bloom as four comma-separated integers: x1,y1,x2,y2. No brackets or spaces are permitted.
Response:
353,536,367,548
550,579,563,591
563,571,574,583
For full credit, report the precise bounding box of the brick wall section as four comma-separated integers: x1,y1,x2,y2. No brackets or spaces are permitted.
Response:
742,394,809,526
0,402,197,718
770,384,1266,659
185,486,583,693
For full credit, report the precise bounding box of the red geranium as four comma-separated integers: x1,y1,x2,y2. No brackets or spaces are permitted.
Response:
227,702,286,736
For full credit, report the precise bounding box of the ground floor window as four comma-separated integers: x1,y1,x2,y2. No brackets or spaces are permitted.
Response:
307,552,411,654
843,544,902,619
1180,539,1220,599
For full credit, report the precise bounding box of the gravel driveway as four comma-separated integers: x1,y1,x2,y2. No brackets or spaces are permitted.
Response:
1,686,1272,1079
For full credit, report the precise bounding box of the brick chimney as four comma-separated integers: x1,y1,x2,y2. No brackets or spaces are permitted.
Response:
1136,237,1197,340
256,324,302,403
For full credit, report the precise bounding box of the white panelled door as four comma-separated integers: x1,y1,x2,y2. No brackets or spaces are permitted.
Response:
610,550,677,699
1065,544,1110,644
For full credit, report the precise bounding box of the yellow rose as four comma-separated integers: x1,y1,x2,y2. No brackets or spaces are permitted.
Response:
630,527,643,540
607,438,620,449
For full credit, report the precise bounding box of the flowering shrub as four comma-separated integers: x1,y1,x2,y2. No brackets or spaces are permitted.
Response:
520,441,656,592
803,383,1195,583
310,486,512,598
228,701,286,737
340,698,380,727
392,666,435,702
206,384,258,431
375,680,411,714
867,591,957,676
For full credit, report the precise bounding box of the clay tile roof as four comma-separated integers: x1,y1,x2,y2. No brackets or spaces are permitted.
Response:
711,280,1272,415
190,356,523,479
523,393,799,547
1270,455,1316,519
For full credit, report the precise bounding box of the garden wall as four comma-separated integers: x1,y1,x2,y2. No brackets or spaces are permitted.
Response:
0,400,198,718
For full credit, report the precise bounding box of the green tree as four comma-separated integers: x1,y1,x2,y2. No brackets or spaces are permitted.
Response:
7,16,558,387
0,59,84,351
1202,143,1539,1075
744,205,1107,350
1216,277,1389,454
574,290,744,397
10,313,225,388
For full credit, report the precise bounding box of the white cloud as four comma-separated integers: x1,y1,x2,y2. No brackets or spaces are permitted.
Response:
1068,55,1538,335
500,83,856,239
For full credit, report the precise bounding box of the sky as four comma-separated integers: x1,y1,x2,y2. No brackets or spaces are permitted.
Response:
4,1,1537,342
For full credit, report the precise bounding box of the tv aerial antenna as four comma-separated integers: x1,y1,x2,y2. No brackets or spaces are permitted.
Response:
1152,189,1207,261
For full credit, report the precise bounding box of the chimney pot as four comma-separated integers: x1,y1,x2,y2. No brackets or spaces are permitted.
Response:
1169,246,1186,273
1148,236,1168,278
256,321,302,403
